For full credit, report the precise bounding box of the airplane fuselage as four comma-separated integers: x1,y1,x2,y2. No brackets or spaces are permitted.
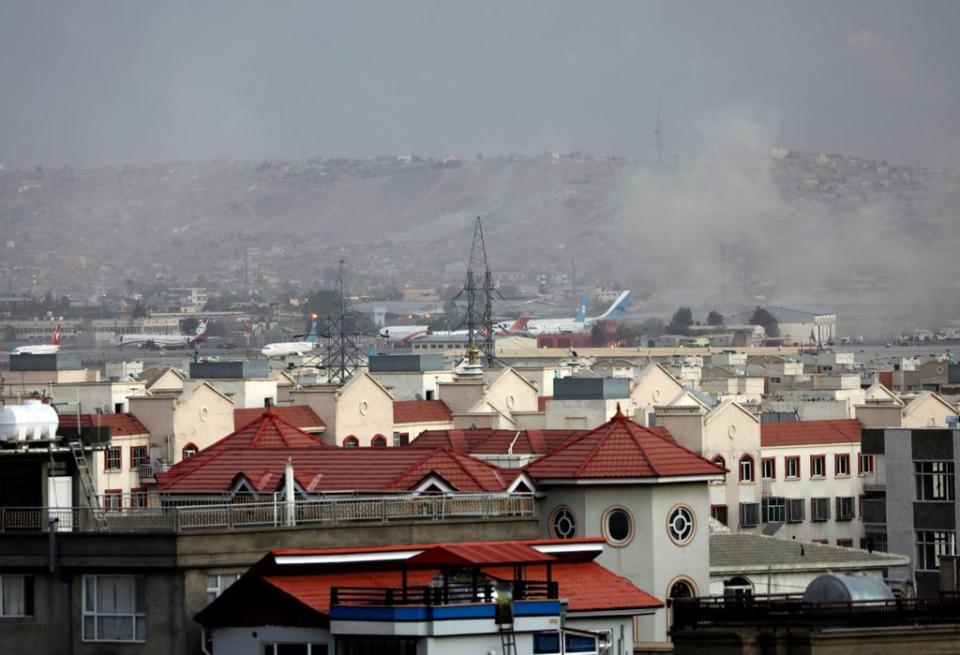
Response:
261,341,318,358
11,344,60,355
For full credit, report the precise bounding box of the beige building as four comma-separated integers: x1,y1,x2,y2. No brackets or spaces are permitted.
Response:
290,373,394,446
631,364,686,426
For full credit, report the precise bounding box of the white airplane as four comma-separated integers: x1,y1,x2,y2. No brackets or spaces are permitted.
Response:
524,291,632,335
429,315,531,338
261,318,320,358
378,325,430,343
115,319,208,349
11,324,62,355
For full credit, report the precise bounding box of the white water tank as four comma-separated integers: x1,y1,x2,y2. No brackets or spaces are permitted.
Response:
0,400,59,442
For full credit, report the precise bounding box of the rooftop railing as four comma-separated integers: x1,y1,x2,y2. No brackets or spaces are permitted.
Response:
331,580,558,607
671,595,960,630
0,493,535,534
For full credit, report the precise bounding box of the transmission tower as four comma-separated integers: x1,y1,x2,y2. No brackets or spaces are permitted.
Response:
457,217,498,367
319,260,365,384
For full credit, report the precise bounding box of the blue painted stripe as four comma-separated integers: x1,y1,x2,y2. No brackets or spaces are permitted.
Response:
330,600,562,623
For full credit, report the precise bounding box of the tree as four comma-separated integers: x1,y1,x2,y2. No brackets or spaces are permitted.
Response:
668,307,693,335
707,310,724,326
749,306,779,338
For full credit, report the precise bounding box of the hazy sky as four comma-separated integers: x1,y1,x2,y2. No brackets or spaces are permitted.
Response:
2,1,959,168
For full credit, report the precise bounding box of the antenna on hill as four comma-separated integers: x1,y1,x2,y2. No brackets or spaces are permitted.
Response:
655,96,663,165
318,260,365,384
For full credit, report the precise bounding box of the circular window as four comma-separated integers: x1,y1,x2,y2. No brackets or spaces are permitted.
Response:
727,424,737,438
359,400,369,416
507,394,516,409
653,388,662,402
601,506,634,546
199,407,208,422
550,506,577,539
666,504,696,546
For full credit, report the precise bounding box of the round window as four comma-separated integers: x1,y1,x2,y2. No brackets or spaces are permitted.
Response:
653,388,662,402
727,424,737,438
667,505,696,545
602,506,634,546
507,394,516,409
359,400,369,415
199,407,208,422
550,506,577,539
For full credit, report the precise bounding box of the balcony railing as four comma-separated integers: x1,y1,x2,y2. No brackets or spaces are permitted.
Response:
0,493,535,534
671,595,960,630
331,580,558,607
137,463,171,480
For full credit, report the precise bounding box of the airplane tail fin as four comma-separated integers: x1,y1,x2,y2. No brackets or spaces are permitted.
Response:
575,295,589,323
50,324,62,345
306,317,320,343
193,319,209,343
598,291,632,321
508,314,529,333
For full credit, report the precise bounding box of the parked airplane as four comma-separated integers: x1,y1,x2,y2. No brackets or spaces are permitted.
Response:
115,319,208,349
524,291,632,335
378,325,430,343
261,318,320,358
430,314,532,338
11,324,62,355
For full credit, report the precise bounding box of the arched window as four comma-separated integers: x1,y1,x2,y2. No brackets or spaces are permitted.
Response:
739,455,754,482
342,436,359,448
712,454,726,481
669,578,696,600
371,435,387,448
182,443,198,460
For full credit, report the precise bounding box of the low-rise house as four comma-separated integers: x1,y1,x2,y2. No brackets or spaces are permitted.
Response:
391,399,455,445
290,373,394,446
631,364,685,426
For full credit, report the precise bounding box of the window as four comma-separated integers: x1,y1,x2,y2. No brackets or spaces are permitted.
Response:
761,458,776,480
342,436,359,448
915,461,955,501
371,435,387,448
859,454,875,475
550,506,577,539
565,632,599,653
712,455,726,481
262,645,327,655
836,539,853,548
710,504,728,526
811,497,831,522
785,456,800,479
130,488,148,509
739,502,759,528
206,573,242,604
786,498,805,523
603,506,634,546
739,455,754,483
0,575,33,617
130,446,148,469
866,531,888,552
668,578,696,599
835,454,850,477
761,497,785,523
835,496,855,521
810,455,826,478
103,490,122,512
916,531,956,571
666,505,695,545
393,432,409,447
534,632,561,655
82,575,145,642
105,447,121,471
181,443,198,460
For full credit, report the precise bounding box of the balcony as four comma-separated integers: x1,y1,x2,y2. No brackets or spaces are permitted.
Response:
137,462,171,482
0,493,535,533
861,470,886,491
861,498,887,525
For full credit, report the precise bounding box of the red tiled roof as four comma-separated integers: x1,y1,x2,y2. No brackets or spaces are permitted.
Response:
155,409,508,494
761,419,862,447
406,542,554,567
235,406,326,430
58,413,149,436
261,560,661,614
410,428,582,455
525,407,723,480
393,400,453,424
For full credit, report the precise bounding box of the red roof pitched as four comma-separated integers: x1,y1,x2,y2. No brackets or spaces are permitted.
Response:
761,419,862,447
260,560,661,614
525,408,723,480
392,400,453,424
410,428,582,455
58,413,149,436
234,406,325,430
155,409,509,494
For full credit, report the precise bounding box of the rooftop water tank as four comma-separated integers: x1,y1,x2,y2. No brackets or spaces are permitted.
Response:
0,400,59,442
802,573,894,603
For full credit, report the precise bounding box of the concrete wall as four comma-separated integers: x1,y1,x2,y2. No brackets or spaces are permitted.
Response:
204,378,277,409
856,404,903,428
544,398,629,430
369,370,454,401
334,374,393,445
213,626,329,655
631,366,684,427
49,381,147,414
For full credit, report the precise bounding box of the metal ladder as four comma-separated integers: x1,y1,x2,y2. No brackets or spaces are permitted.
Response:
67,440,109,531
499,626,516,655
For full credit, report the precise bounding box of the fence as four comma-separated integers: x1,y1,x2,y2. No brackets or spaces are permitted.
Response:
0,493,535,533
